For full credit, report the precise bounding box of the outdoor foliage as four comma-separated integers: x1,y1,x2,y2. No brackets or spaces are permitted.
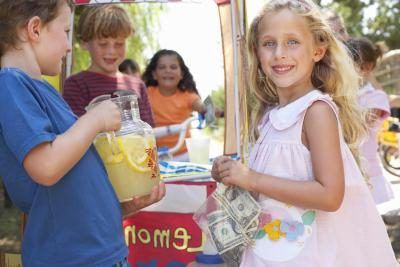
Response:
203,86,225,139
317,0,400,50
211,86,225,111
365,0,400,50
71,4,163,74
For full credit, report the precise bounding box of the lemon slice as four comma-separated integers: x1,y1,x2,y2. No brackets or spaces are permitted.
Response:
105,153,124,164
125,157,151,173
120,135,151,173
94,137,124,164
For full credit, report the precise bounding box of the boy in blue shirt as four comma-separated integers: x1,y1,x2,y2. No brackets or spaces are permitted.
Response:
0,1,164,266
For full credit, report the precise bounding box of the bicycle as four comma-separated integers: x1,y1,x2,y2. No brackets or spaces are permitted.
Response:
378,117,400,177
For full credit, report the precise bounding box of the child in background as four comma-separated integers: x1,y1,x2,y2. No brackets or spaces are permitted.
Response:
324,8,386,91
142,49,207,161
211,0,398,266
63,5,154,127
0,1,164,266
119,58,141,78
324,9,349,41
346,37,394,204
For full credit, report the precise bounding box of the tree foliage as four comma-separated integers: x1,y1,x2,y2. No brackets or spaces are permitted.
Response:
204,86,225,137
211,86,225,111
365,0,400,50
71,4,163,74
318,0,399,50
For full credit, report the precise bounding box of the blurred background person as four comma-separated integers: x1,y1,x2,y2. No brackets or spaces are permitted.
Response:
324,9,349,41
119,58,141,78
346,37,394,204
142,49,207,161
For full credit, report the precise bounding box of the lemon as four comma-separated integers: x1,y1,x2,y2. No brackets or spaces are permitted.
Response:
94,136,125,164
105,153,124,164
119,135,152,173
95,135,157,173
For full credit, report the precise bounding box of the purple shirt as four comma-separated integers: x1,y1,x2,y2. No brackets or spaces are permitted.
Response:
62,71,155,127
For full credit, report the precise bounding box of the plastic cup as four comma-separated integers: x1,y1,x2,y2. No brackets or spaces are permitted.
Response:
185,138,210,165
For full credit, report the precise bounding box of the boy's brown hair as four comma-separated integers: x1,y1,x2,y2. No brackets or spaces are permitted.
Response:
0,0,73,58
77,5,134,43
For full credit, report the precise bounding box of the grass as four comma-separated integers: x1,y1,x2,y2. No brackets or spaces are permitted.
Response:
0,182,22,253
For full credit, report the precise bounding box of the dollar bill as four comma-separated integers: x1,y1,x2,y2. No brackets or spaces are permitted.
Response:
205,185,261,264
221,245,244,267
208,216,246,254
212,186,261,229
207,210,228,225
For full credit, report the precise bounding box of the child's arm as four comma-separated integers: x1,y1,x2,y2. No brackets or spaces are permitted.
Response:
192,97,224,118
366,108,386,126
192,97,207,114
212,101,345,212
23,100,121,186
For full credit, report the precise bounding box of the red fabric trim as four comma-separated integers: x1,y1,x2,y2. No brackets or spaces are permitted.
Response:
74,0,230,5
214,0,230,4
74,0,90,4
74,0,185,4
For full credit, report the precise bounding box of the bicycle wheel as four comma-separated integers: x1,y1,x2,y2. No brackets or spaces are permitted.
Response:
382,146,400,177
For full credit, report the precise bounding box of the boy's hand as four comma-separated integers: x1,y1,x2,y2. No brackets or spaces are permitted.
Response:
88,100,121,133
121,181,166,218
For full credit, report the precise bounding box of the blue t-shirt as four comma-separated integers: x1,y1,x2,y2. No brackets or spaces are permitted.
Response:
0,68,127,266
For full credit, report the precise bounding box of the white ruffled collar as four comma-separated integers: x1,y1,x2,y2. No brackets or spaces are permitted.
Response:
269,90,327,130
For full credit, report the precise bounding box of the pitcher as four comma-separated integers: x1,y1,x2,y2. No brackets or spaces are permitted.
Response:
87,91,160,202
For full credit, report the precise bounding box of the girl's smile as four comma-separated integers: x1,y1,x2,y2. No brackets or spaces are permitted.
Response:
272,64,295,75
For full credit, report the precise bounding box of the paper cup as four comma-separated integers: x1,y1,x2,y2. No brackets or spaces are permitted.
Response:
185,138,210,164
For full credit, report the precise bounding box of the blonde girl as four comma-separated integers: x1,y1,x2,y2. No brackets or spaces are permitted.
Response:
212,0,398,266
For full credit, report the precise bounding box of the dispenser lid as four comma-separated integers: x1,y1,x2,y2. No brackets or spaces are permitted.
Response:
195,253,224,264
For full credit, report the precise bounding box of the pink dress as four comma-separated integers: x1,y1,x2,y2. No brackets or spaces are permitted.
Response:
240,90,398,267
358,83,394,204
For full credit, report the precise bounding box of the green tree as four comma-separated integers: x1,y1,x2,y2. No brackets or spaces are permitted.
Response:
323,0,368,37
319,0,399,50
364,0,400,50
71,4,163,74
204,86,225,139
211,86,225,111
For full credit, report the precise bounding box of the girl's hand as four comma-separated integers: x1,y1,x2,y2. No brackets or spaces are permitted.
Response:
211,155,230,182
87,100,121,133
211,156,253,190
121,181,166,218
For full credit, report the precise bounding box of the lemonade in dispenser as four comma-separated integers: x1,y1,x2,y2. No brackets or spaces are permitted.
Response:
88,92,160,202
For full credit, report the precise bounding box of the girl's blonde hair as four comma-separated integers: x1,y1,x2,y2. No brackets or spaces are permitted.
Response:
247,0,366,164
